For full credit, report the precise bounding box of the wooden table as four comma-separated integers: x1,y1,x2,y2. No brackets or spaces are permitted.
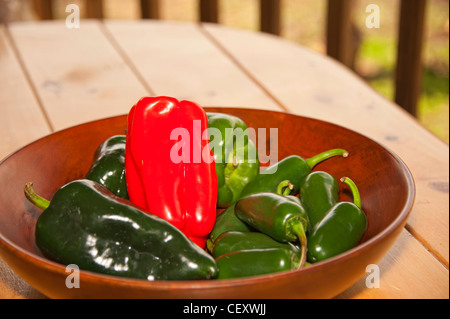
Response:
0,20,448,299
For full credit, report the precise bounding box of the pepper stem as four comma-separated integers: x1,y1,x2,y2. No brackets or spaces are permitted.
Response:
276,180,294,196
305,148,349,170
291,221,307,269
24,182,50,210
340,177,362,209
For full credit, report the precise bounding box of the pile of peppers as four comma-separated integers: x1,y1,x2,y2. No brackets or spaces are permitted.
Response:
24,96,367,282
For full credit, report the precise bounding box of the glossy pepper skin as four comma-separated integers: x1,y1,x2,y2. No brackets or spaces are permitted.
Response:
85,135,128,199
206,112,259,208
239,149,348,199
25,180,218,281
300,171,340,229
207,204,252,252
211,231,300,259
235,192,309,268
216,248,300,280
206,180,296,250
307,177,367,263
125,97,217,248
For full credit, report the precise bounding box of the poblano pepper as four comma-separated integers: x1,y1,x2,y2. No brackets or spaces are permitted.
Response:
207,112,260,208
85,135,128,199
307,177,367,263
24,179,218,281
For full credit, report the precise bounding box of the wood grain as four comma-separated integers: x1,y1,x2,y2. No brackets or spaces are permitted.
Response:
326,0,356,69
200,0,219,23
260,0,281,35
0,24,51,299
337,230,449,299
0,109,417,298
202,23,450,265
395,0,426,116
103,20,281,111
140,0,160,19
0,26,50,160
7,20,149,131
0,20,447,299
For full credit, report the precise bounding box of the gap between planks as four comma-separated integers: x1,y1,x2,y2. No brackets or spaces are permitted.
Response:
99,21,447,270
97,21,156,97
405,223,449,269
197,22,290,113
13,20,446,272
198,23,449,270
3,24,55,133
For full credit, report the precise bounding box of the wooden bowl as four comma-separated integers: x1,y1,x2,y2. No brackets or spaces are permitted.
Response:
0,108,415,299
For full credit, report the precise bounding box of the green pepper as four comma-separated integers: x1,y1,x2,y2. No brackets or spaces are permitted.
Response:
239,149,348,199
211,230,300,258
85,135,128,199
207,204,253,253
206,180,296,252
207,113,260,208
24,180,218,281
307,177,367,263
300,171,340,229
235,192,309,268
216,248,300,279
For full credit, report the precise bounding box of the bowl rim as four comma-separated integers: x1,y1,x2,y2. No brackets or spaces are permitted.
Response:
0,108,416,291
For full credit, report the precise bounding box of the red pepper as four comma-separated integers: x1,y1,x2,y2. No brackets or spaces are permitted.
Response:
125,96,218,248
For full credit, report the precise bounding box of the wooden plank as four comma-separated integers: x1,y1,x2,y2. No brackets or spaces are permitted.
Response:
200,0,219,23
86,0,104,19
260,0,281,35
32,0,53,20
7,20,149,131
395,0,426,116
140,0,159,19
202,23,449,265
0,25,50,160
103,20,281,111
326,0,356,69
0,25,51,298
337,230,449,299
204,23,449,298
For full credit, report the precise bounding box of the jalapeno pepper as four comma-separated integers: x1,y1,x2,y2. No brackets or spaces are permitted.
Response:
206,112,259,208
206,204,253,253
207,180,297,251
24,180,218,281
235,192,309,268
211,230,300,258
85,135,128,199
239,149,348,199
299,171,340,229
215,248,300,280
307,177,367,263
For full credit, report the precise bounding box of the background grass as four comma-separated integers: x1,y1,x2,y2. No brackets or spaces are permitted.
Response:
17,0,450,143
